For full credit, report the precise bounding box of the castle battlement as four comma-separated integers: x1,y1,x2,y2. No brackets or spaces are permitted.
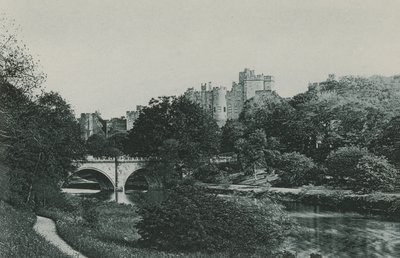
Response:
183,68,274,126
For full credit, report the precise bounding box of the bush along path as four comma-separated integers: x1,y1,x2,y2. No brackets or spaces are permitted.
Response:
34,216,88,258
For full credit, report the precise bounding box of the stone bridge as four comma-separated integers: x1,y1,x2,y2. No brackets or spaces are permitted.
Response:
68,155,236,192
70,156,163,192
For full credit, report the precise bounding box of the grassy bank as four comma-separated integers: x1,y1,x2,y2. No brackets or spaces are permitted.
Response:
38,197,227,258
0,201,69,258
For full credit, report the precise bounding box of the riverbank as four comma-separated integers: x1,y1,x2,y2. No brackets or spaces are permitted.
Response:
202,183,400,218
0,201,69,258
37,198,228,258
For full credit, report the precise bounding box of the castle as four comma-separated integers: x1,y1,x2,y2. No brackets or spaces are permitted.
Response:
79,68,274,139
79,105,144,140
184,68,274,126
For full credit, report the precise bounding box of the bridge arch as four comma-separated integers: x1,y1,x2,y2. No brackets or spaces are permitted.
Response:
123,168,163,192
64,167,115,191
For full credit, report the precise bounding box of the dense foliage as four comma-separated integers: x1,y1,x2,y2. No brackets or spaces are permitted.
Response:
126,96,220,184
0,19,85,207
86,132,127,157
217,75,400,192
371,115,400,166
137,185,293,255
1,82,85,207
273,152,321,187
326,146,398,193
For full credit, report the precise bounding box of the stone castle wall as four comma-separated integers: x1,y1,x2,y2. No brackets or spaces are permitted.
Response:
79,113,106,140
184,68,274,126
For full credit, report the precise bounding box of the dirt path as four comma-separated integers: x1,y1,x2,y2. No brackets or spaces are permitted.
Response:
34,216,88,258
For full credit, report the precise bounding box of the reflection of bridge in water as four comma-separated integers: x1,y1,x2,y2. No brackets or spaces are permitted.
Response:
68,156,163,192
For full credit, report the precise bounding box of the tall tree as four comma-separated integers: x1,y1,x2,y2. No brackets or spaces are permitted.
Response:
220,119,245,153
126,96,220,183
2,84,85,206
235,129,269,176
1,17,85,206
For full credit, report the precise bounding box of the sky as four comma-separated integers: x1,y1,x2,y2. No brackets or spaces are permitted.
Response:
2,0,400,118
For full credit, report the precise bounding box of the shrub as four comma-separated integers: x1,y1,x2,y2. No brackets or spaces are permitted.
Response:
137,185,293,255
326,146,369,187
354,155,398,193
326,146,398,192
274,152,320,187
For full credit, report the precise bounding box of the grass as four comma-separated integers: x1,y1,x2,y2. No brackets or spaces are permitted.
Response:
0,200,69,258
38,197,229,258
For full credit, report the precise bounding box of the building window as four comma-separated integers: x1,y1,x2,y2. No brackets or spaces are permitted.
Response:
224,107,226,112
213,107,216,112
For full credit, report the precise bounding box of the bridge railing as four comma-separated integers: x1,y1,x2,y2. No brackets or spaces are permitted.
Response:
77,155,156,162
76,155,236,163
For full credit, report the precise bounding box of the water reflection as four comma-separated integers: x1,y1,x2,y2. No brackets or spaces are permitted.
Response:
285,202,400,258
62,188,165,206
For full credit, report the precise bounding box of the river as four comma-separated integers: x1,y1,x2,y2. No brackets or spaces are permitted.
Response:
62,188,400,258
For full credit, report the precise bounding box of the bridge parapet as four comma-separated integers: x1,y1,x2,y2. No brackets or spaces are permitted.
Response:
210,155,237,164
78,155,155,163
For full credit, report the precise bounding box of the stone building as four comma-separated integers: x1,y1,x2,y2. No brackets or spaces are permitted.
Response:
126,105,145,131
184,68,274,125
184,82,227,127
79,112,107,140
80,105,146,140
106,117,127,137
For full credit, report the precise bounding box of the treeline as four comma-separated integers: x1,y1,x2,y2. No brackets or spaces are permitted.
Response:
104,75,400,193
220,75,400,192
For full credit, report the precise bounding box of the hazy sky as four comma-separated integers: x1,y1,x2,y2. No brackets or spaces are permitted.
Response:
2,0,400,118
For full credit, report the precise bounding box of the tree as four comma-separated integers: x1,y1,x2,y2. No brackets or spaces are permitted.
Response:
325,146,369,187
1,82,85,207
325,146,398,192
354,155,398,193
371,115,400,166
126,96,220,183
235,129,269,176
0,16,45,91
274,152,320,187
288,89,318,109
106,131,128,156
239,91,294,140
86,134,108,157
220,119,245,153
137,185,293,255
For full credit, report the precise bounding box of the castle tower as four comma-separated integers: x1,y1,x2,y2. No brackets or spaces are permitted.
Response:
239,68,274,100
212,86,227,127
183,68,274,126
226,82,245,120
126,105,145,131
79,113,106,140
